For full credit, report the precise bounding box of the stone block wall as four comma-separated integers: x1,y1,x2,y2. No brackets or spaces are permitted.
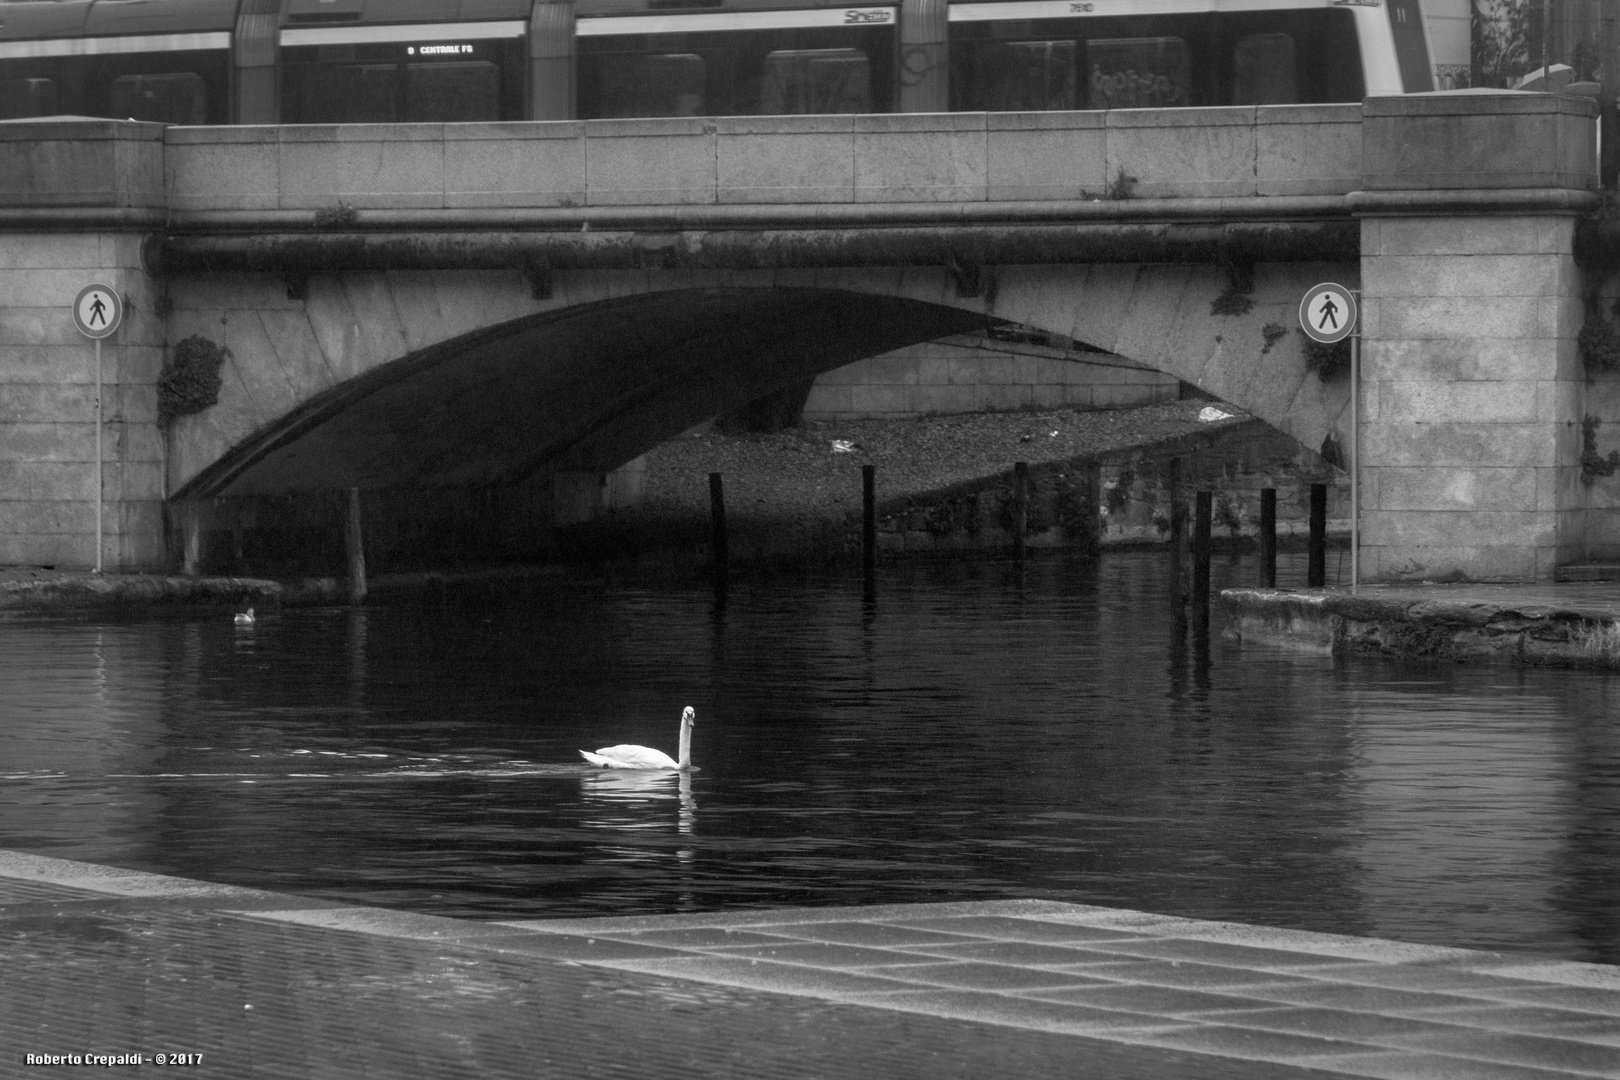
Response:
0,234,166,571
802,334,1179,419
869,420,1346,556
552,457,648,526
1353,91,1599,583
1,119,168,571
1098,461,1348,548
1361,93,1597,190
1359,214,1584,582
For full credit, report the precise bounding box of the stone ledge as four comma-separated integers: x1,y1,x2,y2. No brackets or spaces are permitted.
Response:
1222,586,1620,669
0,572,279,611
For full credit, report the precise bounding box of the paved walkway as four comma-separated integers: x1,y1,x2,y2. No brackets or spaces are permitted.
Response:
2,851,1618,1079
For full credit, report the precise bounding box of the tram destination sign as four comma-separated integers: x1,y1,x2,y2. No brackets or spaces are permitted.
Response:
1298,282,1356,344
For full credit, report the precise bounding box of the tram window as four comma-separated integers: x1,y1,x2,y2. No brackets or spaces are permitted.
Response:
1085,37,1188,109
286,63,398,122
760,49,870,115
590,53,706,118
281,38,520,124
970,40,1076,112
1233,33,1297,105
953,9,1360,110
580,24,895,118
0,78,59,120
109,72,207,125
404,61,500,122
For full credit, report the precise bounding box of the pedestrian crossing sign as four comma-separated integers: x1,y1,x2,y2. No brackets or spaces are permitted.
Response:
1299,283,1356,344
73,283,122,340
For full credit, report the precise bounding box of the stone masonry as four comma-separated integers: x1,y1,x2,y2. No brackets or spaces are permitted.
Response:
0,96,1608,580
1356,93,1598,582
0,121,167,569
802,332,1179,420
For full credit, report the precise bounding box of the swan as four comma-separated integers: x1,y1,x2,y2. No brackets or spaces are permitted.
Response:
234,608,256,626
580,707,695,770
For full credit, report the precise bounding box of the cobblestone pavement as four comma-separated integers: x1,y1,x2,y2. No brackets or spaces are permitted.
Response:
3,851,1618,1079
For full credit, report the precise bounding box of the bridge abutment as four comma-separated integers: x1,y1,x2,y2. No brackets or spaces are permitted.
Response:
1356,94,1599,583
0,121,168,571
1359,212,1584,582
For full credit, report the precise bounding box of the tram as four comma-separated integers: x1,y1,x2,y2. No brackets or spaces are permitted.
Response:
0,0,1434,126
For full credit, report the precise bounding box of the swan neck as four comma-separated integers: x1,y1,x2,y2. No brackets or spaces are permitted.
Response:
678,715,692,768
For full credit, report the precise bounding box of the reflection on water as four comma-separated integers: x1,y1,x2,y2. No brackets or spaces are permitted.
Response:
0,550,1616,962
581,769,697,835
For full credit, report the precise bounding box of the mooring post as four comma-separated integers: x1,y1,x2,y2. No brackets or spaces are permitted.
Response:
1307,483,1327,588
1193,490,1212,622
1012,461,1028,565
344,486,367,604
1167,457,1186,611
1083,461,1103,557
861,464,876,577
709,472,728,575
1259,488,1277,588
180,499,201,576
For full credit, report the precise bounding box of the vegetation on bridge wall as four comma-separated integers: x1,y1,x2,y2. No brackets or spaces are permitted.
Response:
1575,199,1620,530
157,335,229,427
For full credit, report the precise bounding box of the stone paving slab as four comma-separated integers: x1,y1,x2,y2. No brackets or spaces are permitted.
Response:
4,850,1620,1079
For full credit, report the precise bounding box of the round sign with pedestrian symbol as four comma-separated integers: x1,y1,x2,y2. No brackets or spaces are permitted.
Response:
73,283,123,340
1299,283,1356,344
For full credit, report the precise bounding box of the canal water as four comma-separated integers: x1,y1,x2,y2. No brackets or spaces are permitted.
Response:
1,551,1616,964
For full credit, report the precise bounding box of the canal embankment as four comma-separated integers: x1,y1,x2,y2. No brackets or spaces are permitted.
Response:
573,399,1348,569
3,401,1348,609
1223,584,1620,671
0,566,279,612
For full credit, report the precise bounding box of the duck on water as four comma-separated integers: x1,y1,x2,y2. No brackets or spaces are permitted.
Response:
581,707,696,771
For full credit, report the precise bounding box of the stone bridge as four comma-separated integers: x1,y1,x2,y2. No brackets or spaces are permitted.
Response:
0,92,1606,581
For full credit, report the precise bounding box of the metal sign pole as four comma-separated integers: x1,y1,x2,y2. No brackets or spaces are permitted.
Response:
1350,297,1360,594
1299,282,1358,593
73,283,121,575
94,336,103,574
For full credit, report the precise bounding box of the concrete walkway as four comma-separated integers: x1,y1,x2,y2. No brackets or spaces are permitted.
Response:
2,851,1617,1079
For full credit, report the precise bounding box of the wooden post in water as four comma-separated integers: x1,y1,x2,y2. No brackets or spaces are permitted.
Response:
1259,487,1277,588
709,472,728,575
344,487,367,604
1193,490,1212,620
861,464,876,577
1012,461,1028,565
179,500,202,576
1307,483,1327,588
1167,457,1187,613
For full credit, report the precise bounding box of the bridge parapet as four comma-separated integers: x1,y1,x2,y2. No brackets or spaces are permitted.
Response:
1362,92,1597,192
154,105,1363,215
0,118,165,212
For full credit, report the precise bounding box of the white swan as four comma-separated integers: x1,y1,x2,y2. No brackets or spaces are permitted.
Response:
234,608,256,626
580,707,695,770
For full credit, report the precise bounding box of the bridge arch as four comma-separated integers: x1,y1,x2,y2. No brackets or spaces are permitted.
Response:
169,261,1353,501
